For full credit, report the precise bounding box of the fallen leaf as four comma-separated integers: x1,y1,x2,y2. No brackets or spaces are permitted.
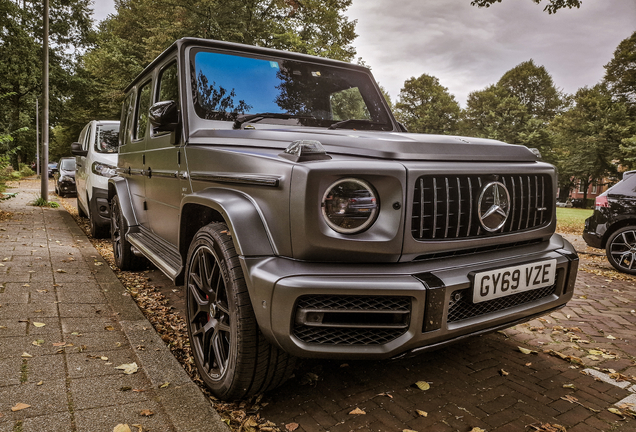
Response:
416,409,428,417
376,392,393,398
32,339,44,346
608,407,624,417
563,384,576,389
55,269,66,273
470,428,486,432
349,408,366,415
132,425,143,432
120,386,132,392
499,369,509,376
525,362,532,367
11,403,30,412
95,262,103,266
159,382,170,388
113,425,132,432
139,409,154,417
607,335,617,340
285,423,299,431
132,388,146,392
115,363,138,374
104,325,115,331
21,352,32,358
414,381,430,391
32,322,45,328
36,289,48,293
518,347,537,355
36,381,43,386
101,356,108,361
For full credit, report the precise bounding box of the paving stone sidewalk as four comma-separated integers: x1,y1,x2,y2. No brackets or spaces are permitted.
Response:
0,180,228,432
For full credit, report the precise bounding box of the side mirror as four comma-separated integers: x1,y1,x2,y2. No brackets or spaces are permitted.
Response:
71,142,87,157
149,100,180,133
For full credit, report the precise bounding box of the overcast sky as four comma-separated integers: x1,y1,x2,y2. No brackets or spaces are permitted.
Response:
92,0,635,106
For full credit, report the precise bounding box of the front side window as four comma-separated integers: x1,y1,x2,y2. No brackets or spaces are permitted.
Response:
158,61,179,104
95,124,120,153
191,50,392,131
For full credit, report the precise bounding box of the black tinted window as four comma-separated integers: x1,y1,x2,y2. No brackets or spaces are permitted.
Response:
135,81,152,139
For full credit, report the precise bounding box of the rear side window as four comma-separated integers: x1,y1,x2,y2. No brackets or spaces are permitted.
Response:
135,81,152,140
120,93,134,146
608,175,636,196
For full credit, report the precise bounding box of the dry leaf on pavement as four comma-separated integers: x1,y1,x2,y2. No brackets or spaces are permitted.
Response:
11,403,30,412
285,423,299,431
414,381,430,390
469,428,486,432
518,346,537,355
113,425,132,432
114,363,138,374
32,322,45,327
416,409,428,417
499,369,509,376
139,409,154,417
349,408,366,415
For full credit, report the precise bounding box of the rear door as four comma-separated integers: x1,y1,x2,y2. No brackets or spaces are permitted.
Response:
75,122,92,211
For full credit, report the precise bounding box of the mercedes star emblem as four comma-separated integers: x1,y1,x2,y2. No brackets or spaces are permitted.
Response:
478,181,511,232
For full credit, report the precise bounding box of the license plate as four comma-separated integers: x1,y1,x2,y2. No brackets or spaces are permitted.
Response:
473,259,557,304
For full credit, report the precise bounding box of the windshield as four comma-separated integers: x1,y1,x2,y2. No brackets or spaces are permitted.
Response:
60,159,76,170
95,124,119,153
191,50,393,131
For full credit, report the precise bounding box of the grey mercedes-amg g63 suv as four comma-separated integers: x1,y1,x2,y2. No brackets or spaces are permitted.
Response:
109,37,578,400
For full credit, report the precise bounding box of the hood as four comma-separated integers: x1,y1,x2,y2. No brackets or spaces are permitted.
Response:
189,127,538,162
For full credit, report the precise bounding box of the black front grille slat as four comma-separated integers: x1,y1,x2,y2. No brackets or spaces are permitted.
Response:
412,174,552,241
447,284,557,323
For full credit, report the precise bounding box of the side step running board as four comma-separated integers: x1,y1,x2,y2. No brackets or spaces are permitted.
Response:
127,228,182,281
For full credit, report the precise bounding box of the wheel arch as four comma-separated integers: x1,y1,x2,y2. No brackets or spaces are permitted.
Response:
108,177,138,228
602,218,636,249
179,189,276,266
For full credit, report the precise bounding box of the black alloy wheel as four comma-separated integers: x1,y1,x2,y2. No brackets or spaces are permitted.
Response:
185,222,295,400
110,195,144,270
606,226,636,275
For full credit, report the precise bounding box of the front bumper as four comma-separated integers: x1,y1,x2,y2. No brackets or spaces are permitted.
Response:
90,187,111,228
58,180,76,195
241,234,578,359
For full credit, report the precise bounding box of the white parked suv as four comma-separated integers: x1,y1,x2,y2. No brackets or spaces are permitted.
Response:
71,120,120,238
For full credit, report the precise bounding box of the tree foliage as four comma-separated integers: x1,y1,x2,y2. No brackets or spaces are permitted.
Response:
604,30,636,108
0,0,93,166
470,0,581,14
551,84,634,200
394,74,461,134
459,60,562,161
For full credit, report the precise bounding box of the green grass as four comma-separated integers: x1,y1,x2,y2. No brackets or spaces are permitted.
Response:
556,207,593,234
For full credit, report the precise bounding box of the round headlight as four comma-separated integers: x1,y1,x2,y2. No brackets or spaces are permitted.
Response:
321,178,379,234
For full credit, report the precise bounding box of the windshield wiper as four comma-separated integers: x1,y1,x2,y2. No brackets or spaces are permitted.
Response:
328,119,371,130
233,113,294,129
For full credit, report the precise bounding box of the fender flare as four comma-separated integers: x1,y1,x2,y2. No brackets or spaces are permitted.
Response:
108,177,138,228
180,188,276,258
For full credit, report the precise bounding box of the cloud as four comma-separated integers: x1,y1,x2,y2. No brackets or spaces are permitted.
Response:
347,0,636,105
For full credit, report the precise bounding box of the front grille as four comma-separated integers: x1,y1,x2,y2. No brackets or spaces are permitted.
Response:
447,285,557,323
412,174,552,240
293,295,411,345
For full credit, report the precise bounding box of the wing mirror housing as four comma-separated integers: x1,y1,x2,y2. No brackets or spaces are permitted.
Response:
70,142,87,157
149,100,180,133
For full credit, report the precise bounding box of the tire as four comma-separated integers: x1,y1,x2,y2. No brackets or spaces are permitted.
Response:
185,222,295,400
111,195,145,271
606,226,636,275
77,196,87,218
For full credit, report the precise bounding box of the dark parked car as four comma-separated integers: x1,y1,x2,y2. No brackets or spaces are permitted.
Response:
54,157,76,197
109,37,579,400
47,162,58,178
583,171,636,274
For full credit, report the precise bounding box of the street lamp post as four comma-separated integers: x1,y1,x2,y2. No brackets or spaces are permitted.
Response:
40,0,49,199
